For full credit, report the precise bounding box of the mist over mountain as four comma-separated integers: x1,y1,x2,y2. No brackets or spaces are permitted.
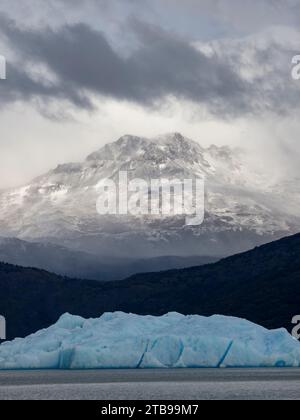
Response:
0,133,298,265
0,237,218,281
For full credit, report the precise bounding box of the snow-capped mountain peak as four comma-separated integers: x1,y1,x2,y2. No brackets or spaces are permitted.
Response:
86,132,203,165
0,133,298,258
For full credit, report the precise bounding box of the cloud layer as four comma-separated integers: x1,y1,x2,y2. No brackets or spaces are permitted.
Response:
0,0,300,189
1,9,300,119
0,15,244,117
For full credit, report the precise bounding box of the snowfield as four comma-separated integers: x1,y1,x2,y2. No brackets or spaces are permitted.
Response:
0,312,300,370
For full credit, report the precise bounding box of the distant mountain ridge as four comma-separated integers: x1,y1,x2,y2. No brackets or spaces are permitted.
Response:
0,237,218,281
0,133,298,261
1,233,300,340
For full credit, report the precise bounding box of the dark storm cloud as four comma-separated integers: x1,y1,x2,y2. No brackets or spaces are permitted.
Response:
0,61,93,111
0,13,299,118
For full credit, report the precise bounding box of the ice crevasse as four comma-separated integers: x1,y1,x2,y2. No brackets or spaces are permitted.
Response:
1,312,300,369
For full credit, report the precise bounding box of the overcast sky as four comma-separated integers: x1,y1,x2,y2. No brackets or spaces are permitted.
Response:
0,0,300,188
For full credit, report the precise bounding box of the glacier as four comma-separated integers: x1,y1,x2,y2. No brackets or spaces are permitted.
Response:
0,312,300,370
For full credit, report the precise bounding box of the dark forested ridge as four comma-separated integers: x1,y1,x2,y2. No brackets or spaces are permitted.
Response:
1,233,300,340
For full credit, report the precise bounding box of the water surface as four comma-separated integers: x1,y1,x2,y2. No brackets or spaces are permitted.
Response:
0,369,300,400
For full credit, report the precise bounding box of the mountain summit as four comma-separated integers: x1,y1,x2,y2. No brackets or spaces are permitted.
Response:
0,133,298,258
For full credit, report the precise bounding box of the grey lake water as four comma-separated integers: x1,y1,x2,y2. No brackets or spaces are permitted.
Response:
1,369,300,400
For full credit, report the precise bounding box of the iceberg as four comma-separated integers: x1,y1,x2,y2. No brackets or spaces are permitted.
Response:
0,312,300,369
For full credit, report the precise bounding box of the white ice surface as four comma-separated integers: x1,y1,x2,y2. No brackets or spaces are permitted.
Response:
0,313,300,369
